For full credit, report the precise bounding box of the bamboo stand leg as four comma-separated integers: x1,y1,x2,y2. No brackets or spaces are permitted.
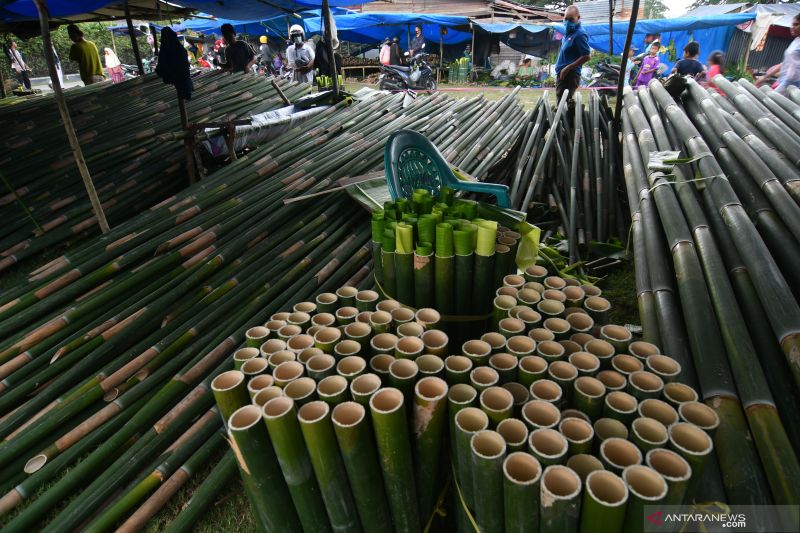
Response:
125,2,145,75
178,97,198,184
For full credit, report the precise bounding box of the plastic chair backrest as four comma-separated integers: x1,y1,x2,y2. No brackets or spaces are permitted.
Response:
384,130,511,208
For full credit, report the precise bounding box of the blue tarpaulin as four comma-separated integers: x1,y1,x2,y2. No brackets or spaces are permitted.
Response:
472,20,553,58
176,0,370,21
0,0,114,20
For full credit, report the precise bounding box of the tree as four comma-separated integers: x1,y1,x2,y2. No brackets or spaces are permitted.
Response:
644,0,668,19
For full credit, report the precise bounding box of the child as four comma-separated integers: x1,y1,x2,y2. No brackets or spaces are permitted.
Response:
707,51,723,80
635,41,660,87
672,41,705,79
624,46,639,87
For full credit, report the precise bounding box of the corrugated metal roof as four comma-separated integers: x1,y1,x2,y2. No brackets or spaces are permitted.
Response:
752,3,800,28
573,0,641,24
681,3,747,18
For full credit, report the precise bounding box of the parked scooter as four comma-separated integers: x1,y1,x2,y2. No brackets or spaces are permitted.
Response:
379,51,437,92
587,58,620,95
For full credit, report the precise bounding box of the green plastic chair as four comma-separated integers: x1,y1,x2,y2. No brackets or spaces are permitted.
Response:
384,129,511,208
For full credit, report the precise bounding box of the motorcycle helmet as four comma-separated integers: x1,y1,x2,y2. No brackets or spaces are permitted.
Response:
259,36,268,44
289,24,305,46
392,36,399,43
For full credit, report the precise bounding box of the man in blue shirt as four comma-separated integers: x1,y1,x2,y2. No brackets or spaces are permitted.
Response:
556,5,591,102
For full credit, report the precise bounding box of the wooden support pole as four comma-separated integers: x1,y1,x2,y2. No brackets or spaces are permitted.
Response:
151,24,159,56
271,78,291,105
470,23,476,80
33,0,110,233
613,0,640,126
0,67,6,98
110,28,117,55
124,2,145,75
322,0,340,98
178,97,198,184
609,0,614,56
438,31,443,84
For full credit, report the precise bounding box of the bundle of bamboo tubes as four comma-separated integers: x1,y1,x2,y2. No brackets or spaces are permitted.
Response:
621,79,800,509
0,71,310,273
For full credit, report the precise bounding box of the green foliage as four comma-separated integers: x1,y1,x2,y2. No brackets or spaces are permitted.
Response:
644,0,669,19
586,53,621,68
1,22,151,81
725,60,754,82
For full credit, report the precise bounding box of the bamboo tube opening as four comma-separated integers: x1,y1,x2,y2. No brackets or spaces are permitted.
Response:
288,312,311,326
569,352,600,373
416,308,441,326
639,399,679,427
647,355,681,376
504,451,541,484
416,354,444,374
309,326,328,338
260,339,287,356
526,265,547,278
679,402,720,431
510,305,532,318
272,312,291,322
472,430,507,458
670,423,713,455
463,340,492,359
601,325,631,342
612,355,643,375
334,340,361,357
504,274,526,288
537,340,564,358
525,281,546,293
268,351,296,368
489,353,517,372
471,367,499,387
370,354,395,374
445,355,472,373
332,402,365,427
264,320,287,332
497,287,518,298
416,376,448,402
499,318,526,334
248,374,274,393
571,333,595,347
278,325,302,338
338,356,366,376
336,307,359,321
559,417,593,442
390,359,419,380
630,371,664,394
317,292,338,305
495,295,517,312
345,322,371,338
391,307,415,322
298,400,330,423
285,378,317,402
585,339,614,357
629,341,660,359
530,328,555,342
234,347,260,363
317,376,349,400
294,302,317,314
273,361,304,382
523,400,560,427
499,236,517,246
352,373,382,396
563,286,585,301
229,405,262,430
507,336,535,354
370,310,393,327
543,289,567,303
421,329,448,350
480,387,514,412
597,370,626,390
606,391,638,413
520,355,547,373
561,410,592,423
585,296,611,312
623,466,667,500
212,370,245,393
312,313,336,327
581,284,602,297
567,454,604,481
601,438,642,469
664,383,698,405
456,407,490,433
586,471,627,506
371,333,398,352
25,453,48,474
241,358,269,375
542,465,581,499
337,286,358,299
503,382,530,405
396,322,424,338
575,376,605,397
559,340,582,356
530,380,562,403
498,419,529,447
544,276,566,290
287,334,314,353
563,308,586,318
518,309,541,324
246,326,269,340
537,300,565,316
253,386,283,407
307,354,336,372
481,332,507,351
357,290,379,304
449,383,478,404
646,449,691,482
632,417,668,445
370,387,405,414
263,397,295,418
566,314,593,330
396,336,424,356
594,418,628,441
377,299,402,313
357,312,373,324
549,361,577,380
518,288,541,305
544,318,570,334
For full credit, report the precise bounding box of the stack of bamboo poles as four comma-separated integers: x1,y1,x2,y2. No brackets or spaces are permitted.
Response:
621,79,800,509
0,72,310,273
500,91,627,265
208,268,760,532
0,90,532,530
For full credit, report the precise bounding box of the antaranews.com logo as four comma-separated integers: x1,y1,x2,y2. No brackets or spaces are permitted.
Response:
643,505,799,532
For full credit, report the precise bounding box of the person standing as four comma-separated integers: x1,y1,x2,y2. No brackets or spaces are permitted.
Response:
634,41,661,87
410,25,426,57
555,5,591,102
380,37,390,66
104,48,124,83
672,41,705,79
220,24,255,73
67,24,105,85
286,25,315,84
389,36,404,65
623,46,638,87
258,36,273,73
4,41,32,90
756,14,800,94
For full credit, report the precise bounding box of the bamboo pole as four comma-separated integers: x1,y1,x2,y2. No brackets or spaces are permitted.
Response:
613,0,640,125
125,2,145,75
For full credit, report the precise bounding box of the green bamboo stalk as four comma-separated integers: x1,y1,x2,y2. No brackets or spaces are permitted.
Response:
453,406,489,515
471,430,507,533
211,370,249,427
645,448,692,506
412,377,448,519
621,465,667,533
503,451,541,533
539,465,582,533
579,470,628,533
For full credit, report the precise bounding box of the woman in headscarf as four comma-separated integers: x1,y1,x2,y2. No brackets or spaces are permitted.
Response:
104,48,124,83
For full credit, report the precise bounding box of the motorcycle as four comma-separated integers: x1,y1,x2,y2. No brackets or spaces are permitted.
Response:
379,52,437,92
587,58,619,95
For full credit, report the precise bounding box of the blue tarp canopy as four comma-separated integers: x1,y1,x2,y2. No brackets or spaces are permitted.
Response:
0,0,113,20
473,20,553,58
304,12,472,48
176,0,370,21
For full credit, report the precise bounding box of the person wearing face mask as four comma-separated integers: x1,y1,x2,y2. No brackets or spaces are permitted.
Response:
287,25,315,84
555,5,590,102
410,25,426,57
